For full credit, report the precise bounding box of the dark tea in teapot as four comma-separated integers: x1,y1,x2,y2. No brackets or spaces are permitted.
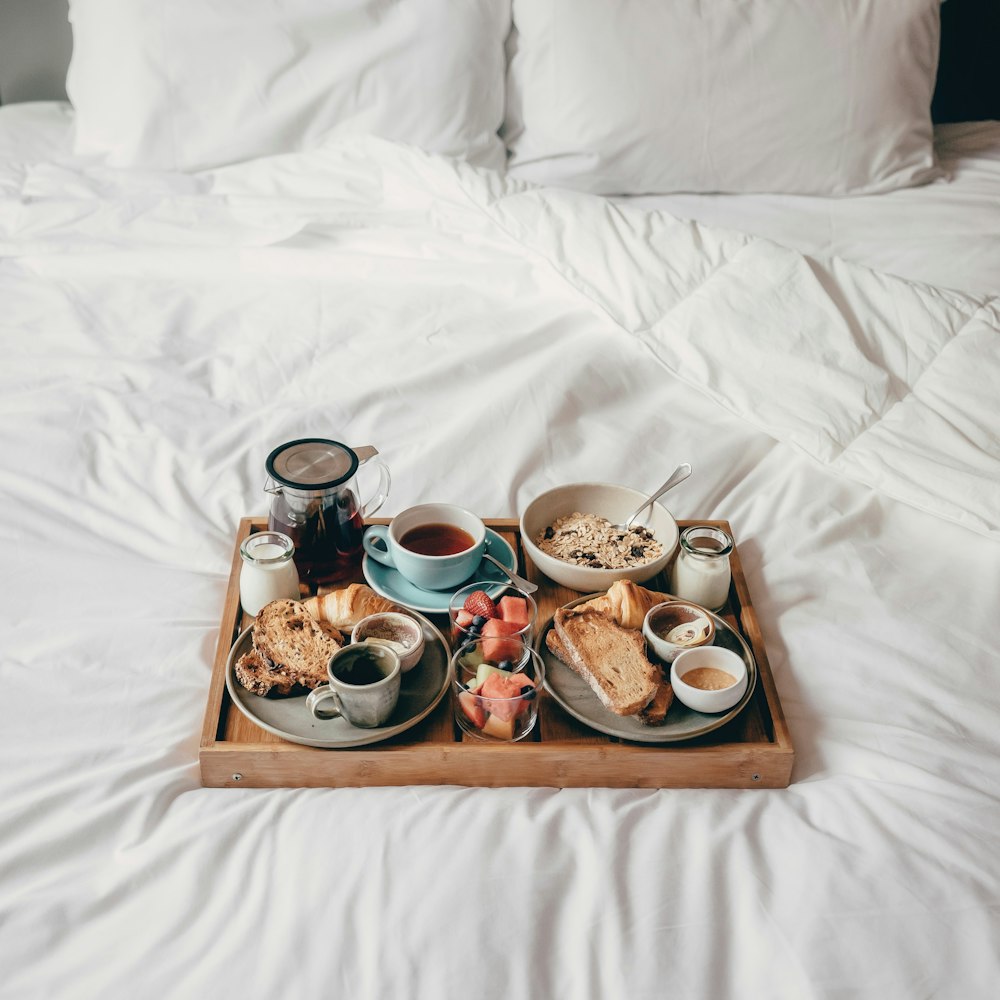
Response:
265,439,390,586
267,490,365,585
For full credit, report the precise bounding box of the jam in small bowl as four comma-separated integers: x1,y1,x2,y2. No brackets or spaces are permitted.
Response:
670,646,747,714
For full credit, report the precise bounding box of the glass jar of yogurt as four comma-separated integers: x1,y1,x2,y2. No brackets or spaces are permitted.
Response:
239,531,300,616
668,526,733,612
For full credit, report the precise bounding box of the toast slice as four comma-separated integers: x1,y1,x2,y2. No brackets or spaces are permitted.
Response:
548,627,674,725
239,599,344,696
637,675,674,726
553,607,659,716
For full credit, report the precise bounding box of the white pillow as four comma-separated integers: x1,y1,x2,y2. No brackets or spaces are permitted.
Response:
504,0,942,196
67,0,510,171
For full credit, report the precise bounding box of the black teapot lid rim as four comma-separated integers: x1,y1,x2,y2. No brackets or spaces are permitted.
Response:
265,438,361,491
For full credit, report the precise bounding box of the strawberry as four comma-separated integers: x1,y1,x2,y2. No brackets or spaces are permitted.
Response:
463,590,496,619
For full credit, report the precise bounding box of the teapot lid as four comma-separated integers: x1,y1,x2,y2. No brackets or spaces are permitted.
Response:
265,438,365,491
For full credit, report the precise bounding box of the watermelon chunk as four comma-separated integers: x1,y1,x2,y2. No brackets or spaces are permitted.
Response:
497,596,530,628
481,618,522,663
476,662,512,689
458,691,486,729
481,671,532,722
513,675,536,718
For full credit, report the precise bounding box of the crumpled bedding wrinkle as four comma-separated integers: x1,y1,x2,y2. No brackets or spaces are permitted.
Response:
7,137,989,544
438,151,1000,536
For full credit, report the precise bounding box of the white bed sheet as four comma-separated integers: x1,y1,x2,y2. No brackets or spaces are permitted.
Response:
2,104,999,1000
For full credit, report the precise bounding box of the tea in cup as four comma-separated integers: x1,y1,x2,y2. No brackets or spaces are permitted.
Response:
362,503,493,591
306,643,401,728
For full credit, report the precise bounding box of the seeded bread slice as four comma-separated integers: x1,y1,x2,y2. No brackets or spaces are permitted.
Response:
553,607,659,716
235,647,298,697
244,599,344,695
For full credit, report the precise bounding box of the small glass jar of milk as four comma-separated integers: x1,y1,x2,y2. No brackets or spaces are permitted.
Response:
239,531,301,616
669,526,733,612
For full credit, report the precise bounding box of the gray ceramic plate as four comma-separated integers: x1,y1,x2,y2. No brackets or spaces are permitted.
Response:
538,595,757,743
225,610,449,748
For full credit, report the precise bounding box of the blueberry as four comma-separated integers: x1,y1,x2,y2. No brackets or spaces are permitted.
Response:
497,659,513,672
520,687,537,700
472,615,487,627
466,625,481,638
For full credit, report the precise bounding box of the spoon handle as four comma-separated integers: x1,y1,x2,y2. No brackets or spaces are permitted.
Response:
624,462,693,530
482,553,539,594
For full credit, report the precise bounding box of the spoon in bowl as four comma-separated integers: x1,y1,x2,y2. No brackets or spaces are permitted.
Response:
613,462,692,532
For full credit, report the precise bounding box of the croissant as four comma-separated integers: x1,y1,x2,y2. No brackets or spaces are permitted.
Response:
303,584,400,629
576,579,673,630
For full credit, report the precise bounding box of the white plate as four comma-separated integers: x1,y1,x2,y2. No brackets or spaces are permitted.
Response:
225,610,449,749
538,595,757,743
361,528,517,613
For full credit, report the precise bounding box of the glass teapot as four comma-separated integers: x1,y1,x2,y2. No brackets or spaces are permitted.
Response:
264,439,390,585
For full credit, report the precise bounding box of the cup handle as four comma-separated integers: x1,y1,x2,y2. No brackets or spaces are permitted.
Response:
307,684,343,720
353,446,391,519
362,525,395,567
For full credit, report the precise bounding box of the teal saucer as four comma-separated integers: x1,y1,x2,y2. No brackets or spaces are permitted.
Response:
362,528,518,613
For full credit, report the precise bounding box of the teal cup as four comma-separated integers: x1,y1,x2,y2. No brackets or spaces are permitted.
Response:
363,503,490,591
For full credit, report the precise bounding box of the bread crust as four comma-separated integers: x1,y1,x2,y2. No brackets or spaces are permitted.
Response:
637,675,674,726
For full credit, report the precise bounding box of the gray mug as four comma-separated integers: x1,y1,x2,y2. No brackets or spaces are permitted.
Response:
306,643,401,728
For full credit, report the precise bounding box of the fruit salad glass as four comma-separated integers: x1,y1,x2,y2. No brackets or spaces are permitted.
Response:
448,581,538,651
451,636,545,742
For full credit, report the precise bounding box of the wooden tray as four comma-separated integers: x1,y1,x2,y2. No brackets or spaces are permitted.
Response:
200,518,794,788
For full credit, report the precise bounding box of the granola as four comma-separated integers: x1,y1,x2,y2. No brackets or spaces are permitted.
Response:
535,512,663,569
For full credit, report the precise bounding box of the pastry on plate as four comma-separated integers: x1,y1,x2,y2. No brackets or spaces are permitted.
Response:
303,583,399,629
575,579,673,630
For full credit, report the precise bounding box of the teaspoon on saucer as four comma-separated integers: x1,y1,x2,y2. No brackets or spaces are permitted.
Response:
481,553,539,594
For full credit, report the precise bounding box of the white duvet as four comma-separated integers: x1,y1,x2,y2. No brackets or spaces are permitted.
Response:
2,122,999,999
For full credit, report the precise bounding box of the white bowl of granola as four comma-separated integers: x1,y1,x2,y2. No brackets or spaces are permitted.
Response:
520,482,679,592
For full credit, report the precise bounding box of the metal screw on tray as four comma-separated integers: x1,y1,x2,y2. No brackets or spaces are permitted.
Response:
612,462,692,532
481,553,539,594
